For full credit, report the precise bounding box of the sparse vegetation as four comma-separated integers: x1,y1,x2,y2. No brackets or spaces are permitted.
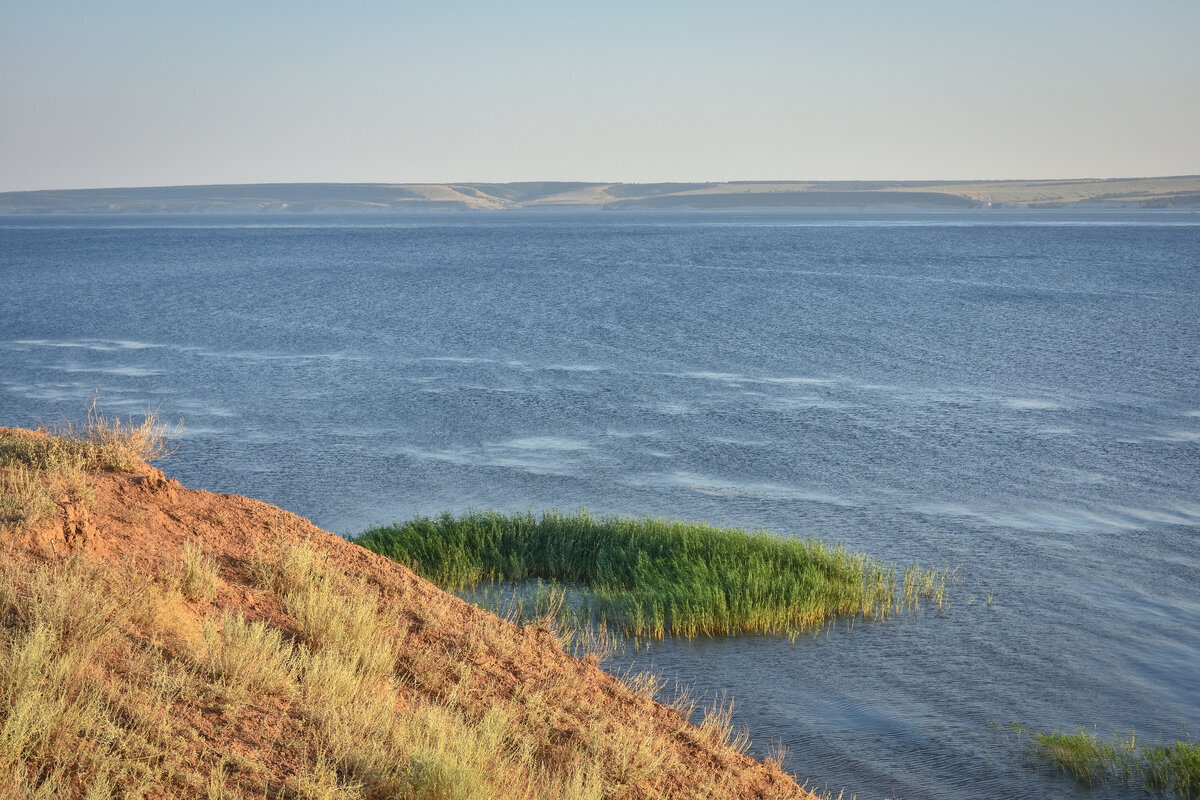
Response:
1,396,180,476
244,538,806,799
1,399,179,533
1010,723,1199,798
355,510,954,639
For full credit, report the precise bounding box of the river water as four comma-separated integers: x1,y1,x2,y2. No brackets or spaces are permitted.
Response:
2,210,1197,798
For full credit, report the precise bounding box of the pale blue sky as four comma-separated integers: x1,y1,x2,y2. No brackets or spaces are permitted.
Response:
2,0,1198,191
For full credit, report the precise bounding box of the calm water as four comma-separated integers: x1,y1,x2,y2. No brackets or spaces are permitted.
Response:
2,210,1198,799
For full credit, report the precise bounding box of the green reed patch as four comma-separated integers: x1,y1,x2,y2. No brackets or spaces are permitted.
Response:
1010,723,1199,799
354,510,952,639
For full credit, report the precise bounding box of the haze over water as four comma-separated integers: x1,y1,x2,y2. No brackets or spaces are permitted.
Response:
2,209,1198,799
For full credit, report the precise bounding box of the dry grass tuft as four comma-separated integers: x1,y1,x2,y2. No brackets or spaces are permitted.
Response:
195,611,298,697
64,395,182,472
0,462,58,530
699,693,751,756
1,399,181,535
171,539,220,603
3,397,182,476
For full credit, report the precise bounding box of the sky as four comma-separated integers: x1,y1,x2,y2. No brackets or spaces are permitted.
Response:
2,0,1198,191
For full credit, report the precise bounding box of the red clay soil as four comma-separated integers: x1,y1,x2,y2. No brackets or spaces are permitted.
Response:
1,427,819,799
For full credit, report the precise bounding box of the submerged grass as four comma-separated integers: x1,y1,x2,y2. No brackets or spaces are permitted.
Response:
355,510,953,639
1010,723,1199,799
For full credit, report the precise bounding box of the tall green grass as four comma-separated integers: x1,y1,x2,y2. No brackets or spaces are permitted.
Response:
354,510,952,639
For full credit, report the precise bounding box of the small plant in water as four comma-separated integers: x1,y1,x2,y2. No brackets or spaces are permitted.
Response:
1008,722,1199,799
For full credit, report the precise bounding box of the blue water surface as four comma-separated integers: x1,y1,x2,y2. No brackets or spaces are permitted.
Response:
2,209,1198,799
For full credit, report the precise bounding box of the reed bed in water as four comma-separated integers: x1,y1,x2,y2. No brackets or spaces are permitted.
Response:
1009,724,1199,799
354,510,952,639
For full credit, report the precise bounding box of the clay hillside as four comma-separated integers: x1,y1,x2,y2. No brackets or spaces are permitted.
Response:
0,418,819,800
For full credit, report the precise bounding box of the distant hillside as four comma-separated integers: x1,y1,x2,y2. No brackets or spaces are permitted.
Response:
3,176,1200,213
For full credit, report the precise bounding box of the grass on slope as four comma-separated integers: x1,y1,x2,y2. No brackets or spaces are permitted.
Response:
1,416,817,799
0,535,791,799
1,396,180,474
1,398,180,531
355,510,952,639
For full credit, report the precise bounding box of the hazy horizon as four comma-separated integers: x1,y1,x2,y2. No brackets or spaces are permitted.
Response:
3,1,1198,193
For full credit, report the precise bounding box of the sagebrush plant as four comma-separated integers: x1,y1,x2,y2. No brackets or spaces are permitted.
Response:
0,462,57,530
296,752,362,800
195,611,297,696
174,538,220,602
251,534,330,597
0,396,181,475
0,434,91,534
283,574,400,683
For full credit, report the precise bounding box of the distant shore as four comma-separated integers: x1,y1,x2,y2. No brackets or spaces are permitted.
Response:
3,176,1199,214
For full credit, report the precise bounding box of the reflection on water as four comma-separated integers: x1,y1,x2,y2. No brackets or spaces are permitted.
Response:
2,211,1198,800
